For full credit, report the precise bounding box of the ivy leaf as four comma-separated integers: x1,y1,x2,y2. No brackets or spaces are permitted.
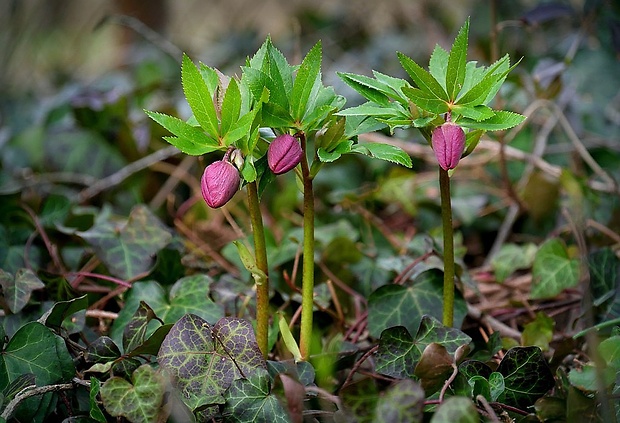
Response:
110,276,224,348
89,377,107,423
429,396,478,423
375,326,418,378
446,19,469,101
223,368,290,423
157,314,267,411
0,322,75,421
351,142,413,168
291,41,322,121
489,372,506,402
85,336,121,364
588,248,620,311
397,52,448,101
490,243,537,283
123,301,160,353
181,54,220,137
521,312,555,351
497,346,555,409
459,110,526,131
531,238,580,299
100,364,166,423
0,268,45,313
38,294,88,330
373,379,424,423
367,269,467,338
375,316,471,379
76,205,172,281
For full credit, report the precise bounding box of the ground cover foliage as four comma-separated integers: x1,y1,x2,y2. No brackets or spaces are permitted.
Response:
1,1,620,422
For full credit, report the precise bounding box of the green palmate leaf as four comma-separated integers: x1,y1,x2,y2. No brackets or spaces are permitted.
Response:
110,276,224,347
459,110,526,131
397,52,448,101
76,205,172,281
429,396,478,423
182,54,220,137
220,78,242,137
497,346,555,409
337,72,392,105
456,55,511,105
100,364,166,423
429,44,449,91
459,61,486,98
452,104,494,121
531,238,580,299
446,18,469,101
0,268,44,313
146,111,221,155
291,41,322,121
373,379,424,423
223,108,258,148
402,86,449,115
372,70,412,103
375,316,471,379
317,140,353,163
351,142,413,168
157,314,267,411
468,375,491,402
223,368,290,423
0,322,75,421
367,269,467,338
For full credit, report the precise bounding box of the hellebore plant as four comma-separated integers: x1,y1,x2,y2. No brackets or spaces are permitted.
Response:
242,39,411,359
148,39,411,361
338,18,525,326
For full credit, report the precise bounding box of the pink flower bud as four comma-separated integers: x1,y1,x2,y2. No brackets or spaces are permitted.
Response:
201,160,240,208
432,122,466,170
268,134,303,175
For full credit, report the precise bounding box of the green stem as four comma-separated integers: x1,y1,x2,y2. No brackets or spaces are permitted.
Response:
247,181,269,358
298,132,315,360
439,167,455,327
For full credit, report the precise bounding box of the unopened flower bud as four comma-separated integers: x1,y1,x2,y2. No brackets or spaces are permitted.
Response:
268,134,302,175
431,122,466,171
201,160,240,208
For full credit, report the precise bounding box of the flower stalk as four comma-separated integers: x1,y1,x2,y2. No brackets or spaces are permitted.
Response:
298,132,315,360
439,166,455,327
246,180,270,358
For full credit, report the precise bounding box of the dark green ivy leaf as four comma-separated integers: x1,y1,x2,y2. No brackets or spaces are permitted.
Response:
223,368,291,423
497,346,555,409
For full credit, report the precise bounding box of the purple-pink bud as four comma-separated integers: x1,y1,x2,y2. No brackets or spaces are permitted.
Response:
431,122,466,171
201,160,240,208
268,134,303,175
